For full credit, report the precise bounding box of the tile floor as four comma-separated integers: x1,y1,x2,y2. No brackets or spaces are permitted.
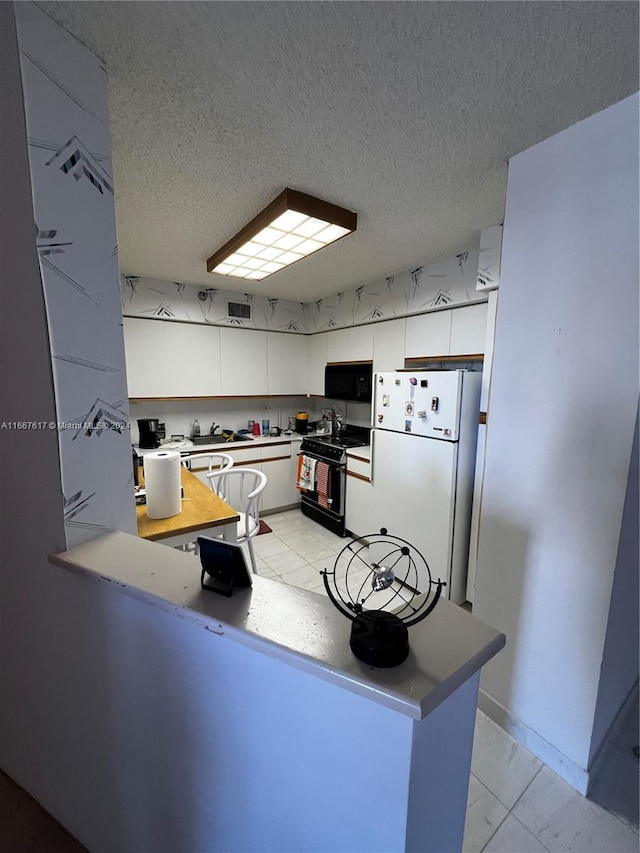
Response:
2,508,637,852
250,508,640,853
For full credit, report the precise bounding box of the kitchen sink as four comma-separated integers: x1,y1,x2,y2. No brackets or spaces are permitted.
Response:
189,433,251,445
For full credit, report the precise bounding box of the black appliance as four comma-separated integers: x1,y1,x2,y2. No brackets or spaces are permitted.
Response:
295,412,309,434
137,418,160,448
324,363,372,403
298,425,369,537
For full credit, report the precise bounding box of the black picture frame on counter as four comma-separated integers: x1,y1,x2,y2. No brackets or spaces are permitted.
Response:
198,537,253,597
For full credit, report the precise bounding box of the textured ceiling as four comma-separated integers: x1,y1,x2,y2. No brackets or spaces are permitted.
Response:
41,1,638,300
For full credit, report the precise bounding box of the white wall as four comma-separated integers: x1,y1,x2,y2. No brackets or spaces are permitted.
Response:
16,2,136,546
474,93,639,788
129,397,370,445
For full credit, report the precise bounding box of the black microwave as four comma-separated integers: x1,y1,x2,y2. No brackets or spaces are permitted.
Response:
324,363,373,402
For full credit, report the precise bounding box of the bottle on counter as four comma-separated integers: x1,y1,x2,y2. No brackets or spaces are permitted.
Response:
192,419,200,437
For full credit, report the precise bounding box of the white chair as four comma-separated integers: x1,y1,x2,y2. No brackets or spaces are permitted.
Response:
181,452,234,499
179,453,234,554
206,467,267,575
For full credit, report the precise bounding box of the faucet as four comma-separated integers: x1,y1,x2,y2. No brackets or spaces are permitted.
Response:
333,411,344,439
322,407,344,439
210,422,220,435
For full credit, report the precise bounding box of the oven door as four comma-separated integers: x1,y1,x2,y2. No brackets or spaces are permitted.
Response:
297,451,346,536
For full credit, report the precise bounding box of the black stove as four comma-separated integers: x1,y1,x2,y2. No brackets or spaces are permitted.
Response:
300,425,370,463
298,425,370,537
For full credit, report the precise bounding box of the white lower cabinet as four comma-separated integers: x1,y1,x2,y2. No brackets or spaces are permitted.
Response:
259,444,296,511
187,441,300,513
345,452,374,538
185,446,261,488
345,473,374,538
261,457,299,511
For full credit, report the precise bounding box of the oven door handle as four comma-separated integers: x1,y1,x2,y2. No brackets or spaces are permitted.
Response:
297,450,345,468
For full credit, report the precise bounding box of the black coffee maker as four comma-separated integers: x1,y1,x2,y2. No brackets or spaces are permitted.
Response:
137,418,160,448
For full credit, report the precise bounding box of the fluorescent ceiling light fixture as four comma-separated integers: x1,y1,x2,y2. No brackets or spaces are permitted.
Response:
207,188,357,279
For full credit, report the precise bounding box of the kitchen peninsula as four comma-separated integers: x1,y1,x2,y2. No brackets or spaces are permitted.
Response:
50,531,505,853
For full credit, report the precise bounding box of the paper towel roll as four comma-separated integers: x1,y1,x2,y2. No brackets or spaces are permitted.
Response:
144,451,182,519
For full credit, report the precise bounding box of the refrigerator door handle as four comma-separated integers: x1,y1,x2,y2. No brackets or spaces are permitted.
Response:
370,429,375,484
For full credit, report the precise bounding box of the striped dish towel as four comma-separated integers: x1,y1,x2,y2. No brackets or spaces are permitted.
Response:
316,461,331,508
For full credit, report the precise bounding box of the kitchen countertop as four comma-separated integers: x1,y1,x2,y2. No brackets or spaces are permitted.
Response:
135,433,304,456
49,530,504,721
134,431,373,457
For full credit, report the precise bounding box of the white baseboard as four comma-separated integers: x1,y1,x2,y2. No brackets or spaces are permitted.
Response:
478,690,590,794
478,680,639,796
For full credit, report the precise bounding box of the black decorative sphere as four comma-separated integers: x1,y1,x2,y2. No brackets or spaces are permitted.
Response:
321,530,446,667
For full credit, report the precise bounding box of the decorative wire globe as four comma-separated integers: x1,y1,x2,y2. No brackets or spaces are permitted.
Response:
321,528,446,667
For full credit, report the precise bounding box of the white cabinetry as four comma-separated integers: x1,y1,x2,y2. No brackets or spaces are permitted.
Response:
187,440,300,512
260,444,299,511
123,317,221,398
405,311,452,359
347,325,374,361
405,304,489,359
327,325,374,362
373,318,406,372
220,328,268,396
268,333,309,395
449,303,488,356
309,333,328,395
258,442,301,512
345,450,373,538
327,328,349,362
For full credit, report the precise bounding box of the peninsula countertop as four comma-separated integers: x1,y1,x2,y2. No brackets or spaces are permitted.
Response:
49,531,505,721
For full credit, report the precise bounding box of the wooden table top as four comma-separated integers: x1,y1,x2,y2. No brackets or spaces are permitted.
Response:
137,465,240,542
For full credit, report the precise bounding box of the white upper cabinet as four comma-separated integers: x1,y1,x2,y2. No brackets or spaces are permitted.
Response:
267,332,309,395
123,317,221,398
123,303,489,401
373,318,406,372
327,328,349,362
219,327,268,396
449,303,489,355
405,310,452,358
347,324,374,361
309,332,328,395
326,325,374,364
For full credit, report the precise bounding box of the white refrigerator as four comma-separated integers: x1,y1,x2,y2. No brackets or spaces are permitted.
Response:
370,370,481,604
